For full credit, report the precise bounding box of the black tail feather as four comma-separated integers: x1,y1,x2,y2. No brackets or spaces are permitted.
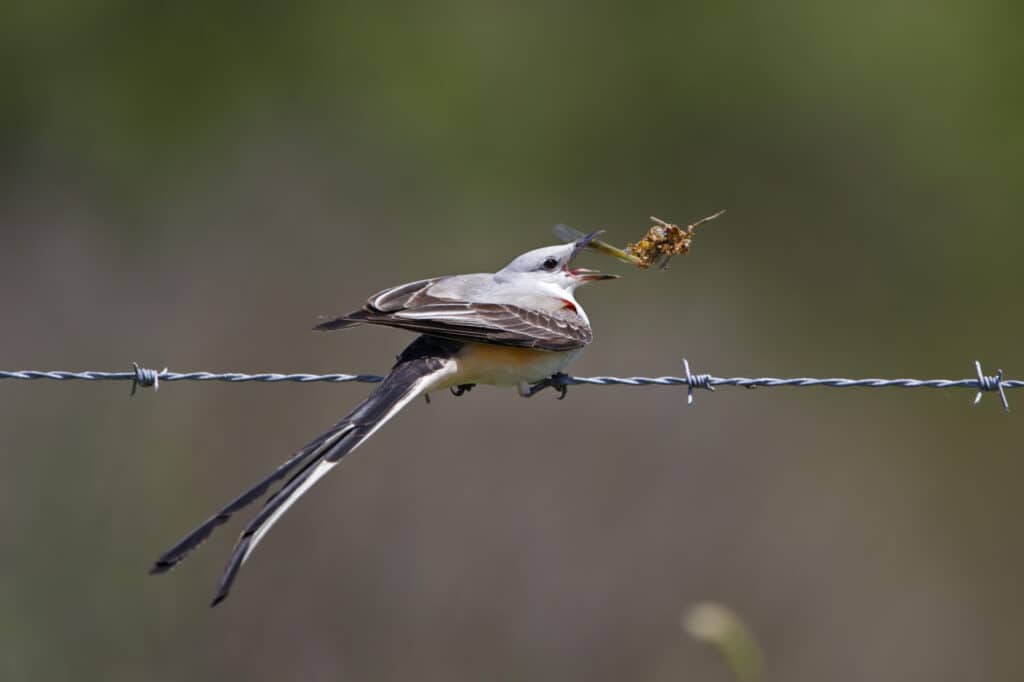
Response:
148,423,349,574
149,335,463,605
209,428,361,605
313,311,369,331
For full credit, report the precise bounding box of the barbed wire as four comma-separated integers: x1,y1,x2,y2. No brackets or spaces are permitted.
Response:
0,359,1017,412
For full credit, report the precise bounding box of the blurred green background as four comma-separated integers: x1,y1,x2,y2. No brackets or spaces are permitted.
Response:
2,2,1021,680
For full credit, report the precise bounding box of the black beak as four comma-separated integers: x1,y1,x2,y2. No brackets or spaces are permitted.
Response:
568,267,620,282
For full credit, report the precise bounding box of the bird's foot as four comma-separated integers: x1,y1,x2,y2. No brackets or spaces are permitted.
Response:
450,383,476,397
519,372,571,400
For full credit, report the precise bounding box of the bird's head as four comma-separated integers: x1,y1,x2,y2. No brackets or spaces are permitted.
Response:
497,231,619,291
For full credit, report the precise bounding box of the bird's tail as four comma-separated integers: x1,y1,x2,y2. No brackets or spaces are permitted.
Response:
149,336,460,606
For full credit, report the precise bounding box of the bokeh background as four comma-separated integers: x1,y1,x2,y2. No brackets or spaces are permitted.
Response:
2,3,1021,680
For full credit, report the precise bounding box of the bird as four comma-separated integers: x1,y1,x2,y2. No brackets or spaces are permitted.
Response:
149,231,618,606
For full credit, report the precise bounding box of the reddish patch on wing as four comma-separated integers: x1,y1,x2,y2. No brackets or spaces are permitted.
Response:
560,298,578,312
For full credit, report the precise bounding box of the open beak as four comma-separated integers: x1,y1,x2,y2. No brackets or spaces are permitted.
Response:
568,266,620,282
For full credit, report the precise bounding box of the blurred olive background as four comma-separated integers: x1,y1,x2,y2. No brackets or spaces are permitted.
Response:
2,2,1021,681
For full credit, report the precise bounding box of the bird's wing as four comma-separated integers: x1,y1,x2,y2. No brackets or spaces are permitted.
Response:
316,277,592,351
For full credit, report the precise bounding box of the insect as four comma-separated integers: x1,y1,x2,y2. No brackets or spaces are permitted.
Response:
555,210,725,270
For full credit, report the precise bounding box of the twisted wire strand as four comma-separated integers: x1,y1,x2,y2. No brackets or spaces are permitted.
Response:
0,359,1017,411
0,369,386,385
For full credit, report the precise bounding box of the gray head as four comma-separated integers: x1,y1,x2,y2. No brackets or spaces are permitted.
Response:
496,231,618,289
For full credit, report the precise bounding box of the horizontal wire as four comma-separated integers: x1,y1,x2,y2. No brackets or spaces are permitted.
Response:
0,359,1017,411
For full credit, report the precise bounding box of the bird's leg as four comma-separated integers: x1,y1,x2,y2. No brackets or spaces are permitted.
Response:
450,383,475,397
518,372,570,400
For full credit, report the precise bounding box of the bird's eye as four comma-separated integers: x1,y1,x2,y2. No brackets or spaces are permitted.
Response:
542,258,559,270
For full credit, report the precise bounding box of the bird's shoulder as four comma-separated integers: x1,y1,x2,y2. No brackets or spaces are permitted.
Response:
367,273,493,311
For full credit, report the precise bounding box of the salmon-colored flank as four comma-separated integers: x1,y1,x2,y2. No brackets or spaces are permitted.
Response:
449,342,574,387
459,343,552,368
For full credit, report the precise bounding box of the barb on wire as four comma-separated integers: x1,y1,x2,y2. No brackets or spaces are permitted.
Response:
0,359,1018,412
683,358,715,405
973,360,1010,412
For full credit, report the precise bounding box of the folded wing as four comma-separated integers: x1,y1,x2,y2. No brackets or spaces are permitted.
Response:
315,277,592,351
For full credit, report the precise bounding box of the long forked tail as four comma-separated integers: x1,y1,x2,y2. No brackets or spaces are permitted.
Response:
149,336,460,606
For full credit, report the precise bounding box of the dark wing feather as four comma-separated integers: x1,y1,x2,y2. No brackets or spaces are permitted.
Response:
368,277,442,311
316,279,591,351
345,302,591,351
314,278,442,331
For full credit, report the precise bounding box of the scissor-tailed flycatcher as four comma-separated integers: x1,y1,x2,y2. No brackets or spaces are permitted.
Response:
150,232,617,605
